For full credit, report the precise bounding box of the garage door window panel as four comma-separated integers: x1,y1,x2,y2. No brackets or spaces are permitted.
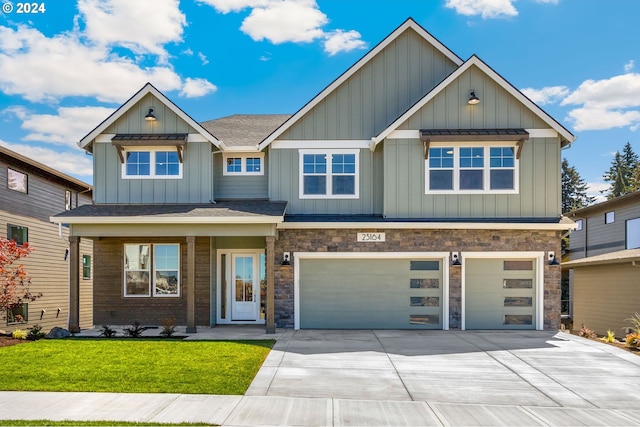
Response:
410,278,439,289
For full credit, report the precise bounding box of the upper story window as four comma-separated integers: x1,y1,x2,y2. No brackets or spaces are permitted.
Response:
299,149,359,199
605,211,615,224
65,190,72,210
627,218,640,249
575,219,583,231
223,154,264,176
7,168,28,193
122,149,182,179
426,145,517,194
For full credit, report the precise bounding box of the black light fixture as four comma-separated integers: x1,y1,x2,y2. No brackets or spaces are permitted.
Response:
468,91,480,105
40,309,46,320
452,252,462,266
548,251,559,265
144,108,157,121
281,253,291,266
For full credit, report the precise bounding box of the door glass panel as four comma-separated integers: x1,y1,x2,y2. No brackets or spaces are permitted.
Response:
234,256,253,302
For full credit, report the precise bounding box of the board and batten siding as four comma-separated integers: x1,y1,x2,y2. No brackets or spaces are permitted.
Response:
279,28,458,141
572,264,640,336
93,140,213,204
383,138,560,218
213,152,268,200
269,146,383,215
1,211,93,332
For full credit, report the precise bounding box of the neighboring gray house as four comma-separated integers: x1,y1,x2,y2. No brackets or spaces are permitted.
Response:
563,191,640,336
1,146,93,332
52,18,575,333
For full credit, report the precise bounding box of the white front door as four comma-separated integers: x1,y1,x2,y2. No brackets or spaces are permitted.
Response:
231,254,260,321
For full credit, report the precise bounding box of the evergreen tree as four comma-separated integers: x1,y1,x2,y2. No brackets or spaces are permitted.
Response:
562,158,594,213
603,143,638,199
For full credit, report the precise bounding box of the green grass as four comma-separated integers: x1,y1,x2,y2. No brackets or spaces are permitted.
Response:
0,421,214,426
0,339,273,394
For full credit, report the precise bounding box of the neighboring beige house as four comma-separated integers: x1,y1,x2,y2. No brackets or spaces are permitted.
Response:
564,191,640,336
0,146,93,332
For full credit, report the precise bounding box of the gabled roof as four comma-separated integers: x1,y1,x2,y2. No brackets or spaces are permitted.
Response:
201,114,290,149
257,18,463,150
373,55,576,147
78,83,220,151
562,248,640,267
566,190,640,217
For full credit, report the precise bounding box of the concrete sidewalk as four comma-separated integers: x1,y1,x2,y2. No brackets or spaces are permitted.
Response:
1,329,639,426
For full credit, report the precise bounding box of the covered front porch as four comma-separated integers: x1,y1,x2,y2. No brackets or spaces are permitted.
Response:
51,201,287,334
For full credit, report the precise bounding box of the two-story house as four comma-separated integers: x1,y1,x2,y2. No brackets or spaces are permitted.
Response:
563,191,640,336
1,146,93,332
52,18,575,333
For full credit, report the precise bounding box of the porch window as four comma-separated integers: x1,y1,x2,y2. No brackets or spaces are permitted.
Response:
123,150,182,179
124,244,180,297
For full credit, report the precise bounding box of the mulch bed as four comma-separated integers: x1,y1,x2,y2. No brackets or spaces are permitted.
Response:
0,336,25,348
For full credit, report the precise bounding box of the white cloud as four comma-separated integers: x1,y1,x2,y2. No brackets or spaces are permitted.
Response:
535,0,559,3
521,86,569,105
180,78,218,98
445,0,517,18
0,140,93,178
0,25,183,103
8,106,115,148
198,52,209,65
561,73,640,131
625,60,635,73
196,0,270,14
324,30,367,56
586,182,608,204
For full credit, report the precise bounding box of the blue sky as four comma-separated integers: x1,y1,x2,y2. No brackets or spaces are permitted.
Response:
1,0,639,202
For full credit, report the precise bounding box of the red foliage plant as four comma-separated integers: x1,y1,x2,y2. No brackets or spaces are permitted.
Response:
0,238,41,320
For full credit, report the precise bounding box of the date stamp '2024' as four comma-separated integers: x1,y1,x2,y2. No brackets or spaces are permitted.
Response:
2,2,46,14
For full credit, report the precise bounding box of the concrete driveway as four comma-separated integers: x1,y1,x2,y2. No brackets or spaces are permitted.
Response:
247,330,640,423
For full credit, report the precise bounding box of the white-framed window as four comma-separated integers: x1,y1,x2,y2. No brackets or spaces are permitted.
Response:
299,149,359,199
7,168,28,193
605,211,615,224
223,153,264,176
575,219,583,231
425,145,517,194
627,218,640,249
122,149,182,179
124,244,180,297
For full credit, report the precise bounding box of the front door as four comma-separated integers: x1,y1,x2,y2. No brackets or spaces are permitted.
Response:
231,254,260,321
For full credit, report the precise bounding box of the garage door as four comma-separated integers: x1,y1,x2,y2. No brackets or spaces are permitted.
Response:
465,258,536,329
299,257,443,329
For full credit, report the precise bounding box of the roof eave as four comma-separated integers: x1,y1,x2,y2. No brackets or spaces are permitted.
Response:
50,215,285,225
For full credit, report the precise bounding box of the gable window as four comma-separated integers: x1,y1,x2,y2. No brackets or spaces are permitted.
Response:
7,168,28,193
223,154,264,176
605,211,615,224
7,224,27,246
124,244,180,297
122,149,182,179
426,145,517,193
299,149,359,199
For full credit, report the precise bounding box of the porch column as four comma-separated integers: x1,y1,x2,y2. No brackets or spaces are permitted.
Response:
186,236,197,333
266,235,275,334
68,236,80,332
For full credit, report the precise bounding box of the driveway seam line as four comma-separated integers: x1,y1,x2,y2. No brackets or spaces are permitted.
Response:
371,330,415,402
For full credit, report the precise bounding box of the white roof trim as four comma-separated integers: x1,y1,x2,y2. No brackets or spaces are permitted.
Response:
258,18,463,150
271,140,371,149
50,215,284,225
373,55,575,147
277,221,575,231
78,83,220,150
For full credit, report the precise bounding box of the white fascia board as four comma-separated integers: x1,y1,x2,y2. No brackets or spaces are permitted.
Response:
271,140,371,149
374,56,575,146
385,129,557,140
50,216,284,225
78,83,220,150
221,145,262,152
94,133,209,143
277,221,574,231
258,19,463,151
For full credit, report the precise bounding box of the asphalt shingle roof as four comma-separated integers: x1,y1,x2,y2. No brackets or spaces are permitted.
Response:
200,114,291,147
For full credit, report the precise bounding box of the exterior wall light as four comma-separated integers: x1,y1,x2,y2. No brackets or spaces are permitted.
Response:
282,252,291,266
468,91,480,105
144,108,157,121
452,252,462,266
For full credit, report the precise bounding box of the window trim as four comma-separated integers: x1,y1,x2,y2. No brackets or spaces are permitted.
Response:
222,153,265,176
123,243,180,298
7,168,28,194
298,149,360,199
605,211,615,224
121,147,183,179
425,143,519,194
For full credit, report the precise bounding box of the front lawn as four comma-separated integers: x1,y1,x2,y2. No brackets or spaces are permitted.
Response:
0,339,273,394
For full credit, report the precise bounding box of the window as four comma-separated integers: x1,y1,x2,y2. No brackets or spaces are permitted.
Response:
299,149,359,198
65,190,72,210
82,255,91,280
627,218,640,249
223,154,264,176
6,303,27,325
7,224,27,246
7,168,27,193
575,219,583,231
426,145,517,193
124,244,180,297
605,211,615,224
123,150,182,179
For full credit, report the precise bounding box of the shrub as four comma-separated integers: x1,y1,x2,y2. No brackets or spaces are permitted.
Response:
625,332,640,348
123,321,147,338
160,317,176,338
26,324,46,341
578,324,596,339
599,330,616,343
99,325,117,338
12,329,27,340
626,313,640,334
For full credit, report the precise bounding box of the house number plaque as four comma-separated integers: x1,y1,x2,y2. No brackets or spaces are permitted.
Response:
357,232,385,242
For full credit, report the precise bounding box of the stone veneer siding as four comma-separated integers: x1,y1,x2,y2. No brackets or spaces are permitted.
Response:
274,228,562,330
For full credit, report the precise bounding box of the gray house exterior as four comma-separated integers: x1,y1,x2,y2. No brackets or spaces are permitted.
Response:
52,18,575,332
